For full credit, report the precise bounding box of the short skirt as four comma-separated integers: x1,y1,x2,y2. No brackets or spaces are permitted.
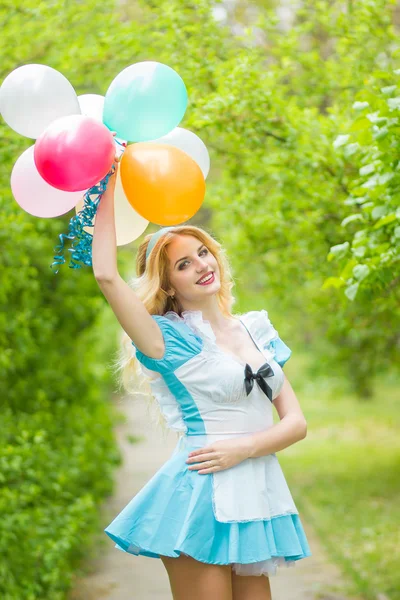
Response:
104,437,311,577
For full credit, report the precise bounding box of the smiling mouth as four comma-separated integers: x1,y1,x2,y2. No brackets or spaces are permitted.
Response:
196,272,215,285
197,272,215,285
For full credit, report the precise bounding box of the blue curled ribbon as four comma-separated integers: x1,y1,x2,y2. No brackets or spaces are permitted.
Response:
50,168,115,274
51,138,126,274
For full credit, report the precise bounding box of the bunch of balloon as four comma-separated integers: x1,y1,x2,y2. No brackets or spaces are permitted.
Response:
102,61,208,226
0,61,210,272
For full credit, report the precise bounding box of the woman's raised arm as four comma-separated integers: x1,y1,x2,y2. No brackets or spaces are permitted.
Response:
92,163,164,359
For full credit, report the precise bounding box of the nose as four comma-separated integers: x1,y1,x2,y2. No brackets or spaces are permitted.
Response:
195,257,209,271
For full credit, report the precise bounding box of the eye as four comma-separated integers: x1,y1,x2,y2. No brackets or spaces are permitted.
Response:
178,247,208,270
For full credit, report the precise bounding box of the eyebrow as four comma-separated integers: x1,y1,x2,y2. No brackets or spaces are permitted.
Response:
174,245,205,268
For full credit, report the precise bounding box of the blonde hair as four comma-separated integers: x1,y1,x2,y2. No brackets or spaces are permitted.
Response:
115,225,237,432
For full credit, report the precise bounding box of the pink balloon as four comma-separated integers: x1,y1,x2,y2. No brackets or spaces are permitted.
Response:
11,145,86,218
34,114,115,191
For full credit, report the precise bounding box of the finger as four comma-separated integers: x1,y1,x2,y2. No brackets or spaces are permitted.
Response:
188,460,218,471
198,466,220,475
186,452,215,464
188,447,214,458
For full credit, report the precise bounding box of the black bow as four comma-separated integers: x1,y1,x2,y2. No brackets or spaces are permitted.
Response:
244,362,275,402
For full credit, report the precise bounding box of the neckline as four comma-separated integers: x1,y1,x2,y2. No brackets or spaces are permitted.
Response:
176,309,268,372
221,316,268,372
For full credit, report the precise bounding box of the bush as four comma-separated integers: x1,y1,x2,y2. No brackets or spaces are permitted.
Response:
0,3,123,595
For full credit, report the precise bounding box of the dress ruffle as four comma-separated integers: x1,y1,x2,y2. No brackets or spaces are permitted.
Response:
104,442,311,576
164,309,292,368
242,310,278,349
164,309,216,345
244,310,292,366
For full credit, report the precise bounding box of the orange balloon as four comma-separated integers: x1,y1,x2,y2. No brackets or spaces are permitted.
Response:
120,143,205,225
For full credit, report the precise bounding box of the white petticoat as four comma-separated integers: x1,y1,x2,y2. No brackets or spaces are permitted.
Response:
232,556,296,577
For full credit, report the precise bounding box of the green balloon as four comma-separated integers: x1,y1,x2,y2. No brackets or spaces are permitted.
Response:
103,61,188,142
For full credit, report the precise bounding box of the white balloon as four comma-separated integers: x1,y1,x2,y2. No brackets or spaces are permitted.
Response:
0,64,81,139
148,127,210,178
78,94,105,122
11,145,85,218
75,170,149,246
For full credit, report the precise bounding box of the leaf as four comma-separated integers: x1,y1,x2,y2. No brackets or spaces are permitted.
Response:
353,264,370,281
344,142,360,157
374,126,389,140
361,202,375,212
328,242,350,262
354,229,368,241
352,101,369,111
372,206,387,220
361,175,379,189
340,258,358,279
359,164,375,176
345,281,360,301
378,173,394,185
341,214,364,227
353,246,366,258
387,97,400,110
344,197,361,206
321,277,345,290
333,134,350,149
366,112,386,125
373,214,397,229
350,117,371,132
381,85,397,95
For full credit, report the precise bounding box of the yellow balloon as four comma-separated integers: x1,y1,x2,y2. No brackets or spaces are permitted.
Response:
120,143,205,225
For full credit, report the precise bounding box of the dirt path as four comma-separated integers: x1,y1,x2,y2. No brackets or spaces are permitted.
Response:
70,395,363,600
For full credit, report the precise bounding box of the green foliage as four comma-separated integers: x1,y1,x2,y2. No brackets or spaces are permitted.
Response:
0,398,120,600
0,181,121,599
281,355,400,600
329,78,400,301
0,1,124,598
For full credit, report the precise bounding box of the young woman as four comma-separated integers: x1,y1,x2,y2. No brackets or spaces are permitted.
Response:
94,162,311,600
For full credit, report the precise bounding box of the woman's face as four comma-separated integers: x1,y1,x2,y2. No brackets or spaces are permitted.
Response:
166,235,220,303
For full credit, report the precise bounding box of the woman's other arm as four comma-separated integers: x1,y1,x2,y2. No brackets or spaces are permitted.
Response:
92,163,164,359
245,376,307,458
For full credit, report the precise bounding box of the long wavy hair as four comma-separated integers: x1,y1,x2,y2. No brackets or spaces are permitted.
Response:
115,225,238,432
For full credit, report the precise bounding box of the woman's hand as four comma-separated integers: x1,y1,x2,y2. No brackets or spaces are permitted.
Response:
104,132,120,194
185,437,252,475
106,158,119,192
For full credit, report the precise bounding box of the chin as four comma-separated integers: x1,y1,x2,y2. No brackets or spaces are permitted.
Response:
201,282,220,295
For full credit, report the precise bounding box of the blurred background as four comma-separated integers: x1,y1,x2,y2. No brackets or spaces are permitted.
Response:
0,1,399,599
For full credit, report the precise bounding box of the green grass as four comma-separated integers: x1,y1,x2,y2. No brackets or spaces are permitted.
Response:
278,352,400,600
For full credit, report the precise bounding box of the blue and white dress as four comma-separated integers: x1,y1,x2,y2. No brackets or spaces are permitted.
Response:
104,309,311,576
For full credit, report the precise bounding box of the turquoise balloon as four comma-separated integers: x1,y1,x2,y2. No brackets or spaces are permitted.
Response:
103,61,188,142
